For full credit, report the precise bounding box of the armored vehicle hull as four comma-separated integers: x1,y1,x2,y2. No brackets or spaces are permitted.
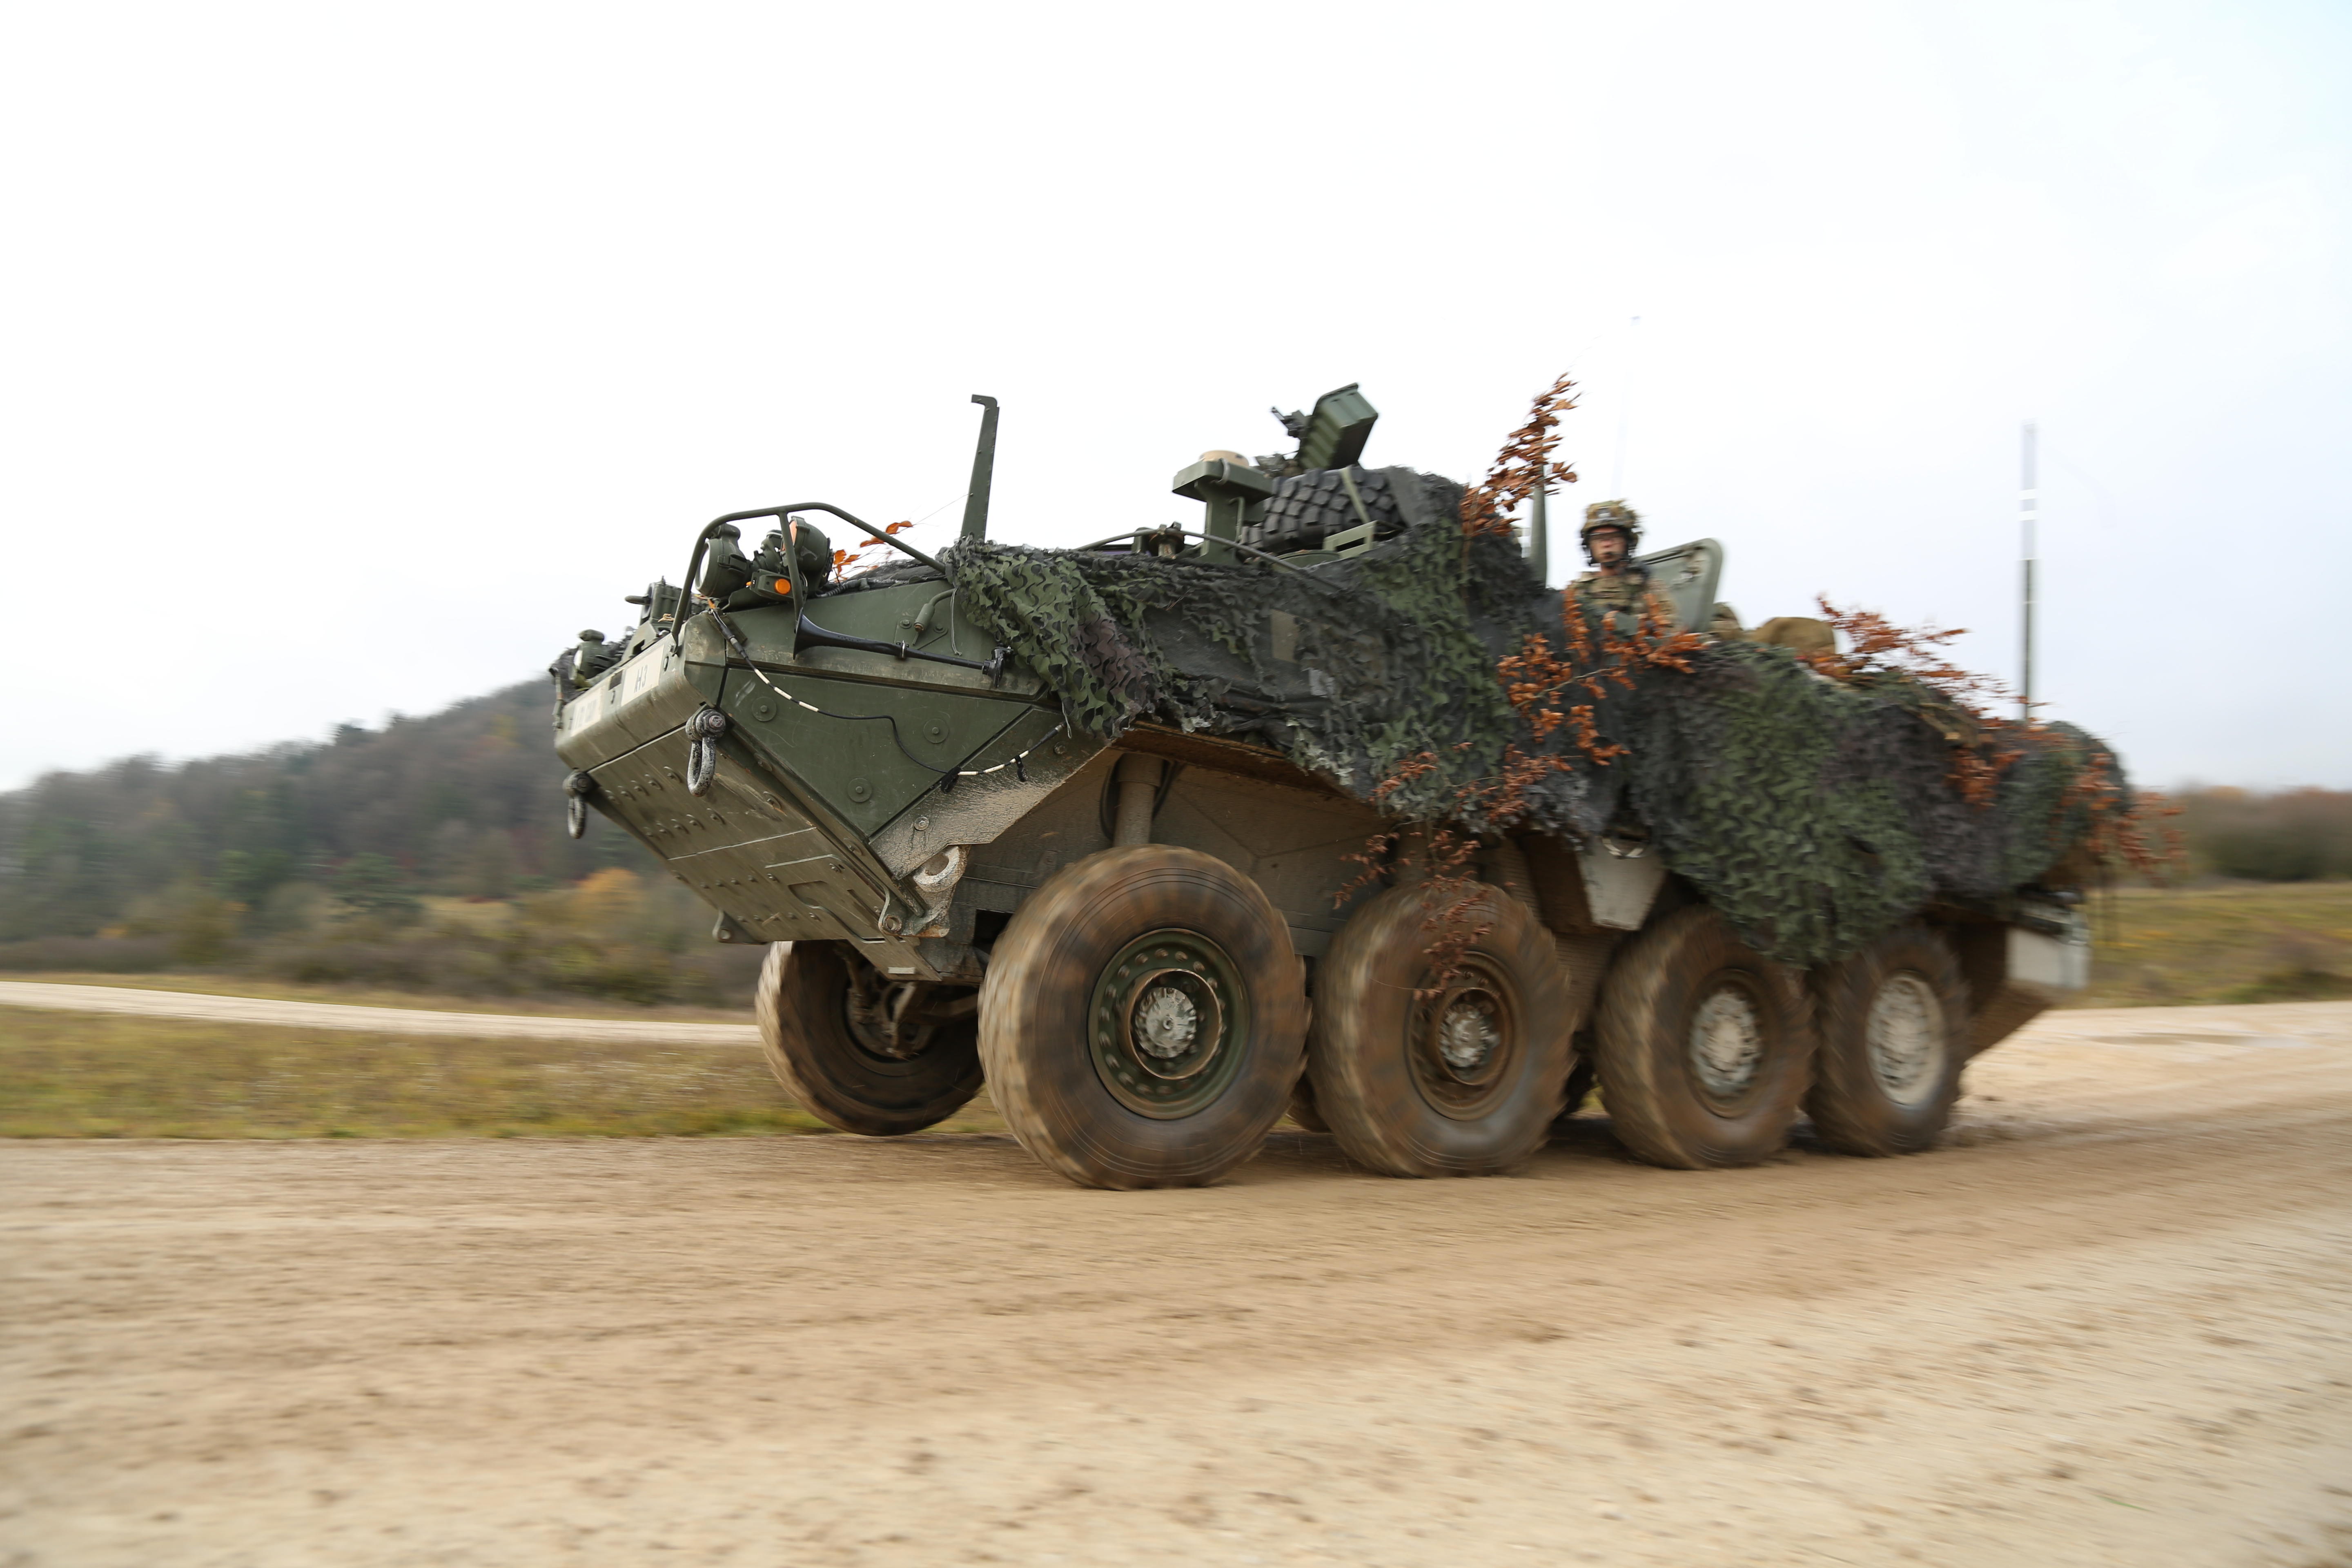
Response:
553,391,2097,1188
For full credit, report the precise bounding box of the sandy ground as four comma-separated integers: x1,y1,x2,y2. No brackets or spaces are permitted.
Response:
3,1003,2349,1568
0,982,757,1046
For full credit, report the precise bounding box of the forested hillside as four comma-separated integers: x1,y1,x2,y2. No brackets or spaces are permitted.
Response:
0,682,771,1003
0,681,622,941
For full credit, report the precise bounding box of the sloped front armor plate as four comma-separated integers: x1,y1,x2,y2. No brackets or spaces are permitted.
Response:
584,735,892,950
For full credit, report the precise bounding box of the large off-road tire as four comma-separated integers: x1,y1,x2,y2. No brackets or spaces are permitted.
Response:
755,941,983,1136
1593,905,1814,1169
1308,883,1572,1177
1805,926,1969,1156
978,846,1308,1189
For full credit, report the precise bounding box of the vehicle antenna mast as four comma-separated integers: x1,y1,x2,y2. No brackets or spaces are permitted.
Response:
962,395,1000,541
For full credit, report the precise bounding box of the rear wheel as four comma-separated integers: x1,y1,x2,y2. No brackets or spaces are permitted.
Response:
1806,927,1968,1156
755,941,983,1135
1308,883,1571,1177
978,846,1307,1189
1593,905,1813,1169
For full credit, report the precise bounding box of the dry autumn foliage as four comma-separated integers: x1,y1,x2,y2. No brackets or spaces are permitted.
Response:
1808,597,2180,874
1459,373,1581,543
831,519,918,581
1807,596,2020,807
2061,748,2185,880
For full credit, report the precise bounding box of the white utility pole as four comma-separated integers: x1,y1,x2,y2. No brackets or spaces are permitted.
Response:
2019,420,2038,724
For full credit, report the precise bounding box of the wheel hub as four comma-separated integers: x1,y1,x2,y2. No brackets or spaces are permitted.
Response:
1089,931,1246,1118
844,973,943,1060
1409,968,1519,1120
1689,981,1766,1100
1129,972,1213,1070
1866,971,1944,1105
1437,993,1503,1073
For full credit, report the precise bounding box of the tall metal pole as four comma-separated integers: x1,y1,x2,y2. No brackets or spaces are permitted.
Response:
1528,474,1550,585
2020,419,2038,724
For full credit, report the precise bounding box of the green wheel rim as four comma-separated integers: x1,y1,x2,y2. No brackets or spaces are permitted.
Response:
1408,954,1522,1120
1088,927,1252,1120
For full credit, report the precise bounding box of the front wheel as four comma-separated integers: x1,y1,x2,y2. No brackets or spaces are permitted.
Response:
978,846,1307,1189
1593,905,1814,1169
1308,883,1571,1176
755,941,983,1135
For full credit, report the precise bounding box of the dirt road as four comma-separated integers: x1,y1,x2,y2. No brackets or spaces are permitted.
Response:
0,981,757,1045
4,1003,2349,1568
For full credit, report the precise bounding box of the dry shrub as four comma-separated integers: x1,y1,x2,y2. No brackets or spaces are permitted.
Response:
2178,788,2352,881
244,867,766,1006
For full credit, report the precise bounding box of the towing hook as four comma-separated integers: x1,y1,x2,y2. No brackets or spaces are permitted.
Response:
686,708,728,796
563,770,597,838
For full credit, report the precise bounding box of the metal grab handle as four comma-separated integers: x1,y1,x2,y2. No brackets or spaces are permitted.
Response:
562,770,597,838
794,612,1005,683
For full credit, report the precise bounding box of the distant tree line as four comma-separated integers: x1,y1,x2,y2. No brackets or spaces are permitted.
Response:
2176,787,2352,882
0,680,632,943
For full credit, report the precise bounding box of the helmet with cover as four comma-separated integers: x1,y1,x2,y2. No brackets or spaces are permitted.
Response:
1579,499,1642,559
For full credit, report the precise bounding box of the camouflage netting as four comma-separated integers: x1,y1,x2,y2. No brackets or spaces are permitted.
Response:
1576,650,2116,965
940,468,1512,815
924,466,2123,967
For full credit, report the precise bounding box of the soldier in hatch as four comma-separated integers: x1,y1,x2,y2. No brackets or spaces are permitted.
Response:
1568,500,1677,635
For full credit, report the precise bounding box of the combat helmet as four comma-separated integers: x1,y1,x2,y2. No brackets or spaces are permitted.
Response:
1579,499,1642,559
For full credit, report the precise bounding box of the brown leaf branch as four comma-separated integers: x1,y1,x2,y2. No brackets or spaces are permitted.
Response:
1809,596,2022,807
1496,595,1702,764
830,519,917,582
2062,750,2186,880
1460,374,1581,541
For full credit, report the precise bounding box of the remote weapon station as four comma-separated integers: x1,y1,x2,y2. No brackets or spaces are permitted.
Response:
551,389,2098,1189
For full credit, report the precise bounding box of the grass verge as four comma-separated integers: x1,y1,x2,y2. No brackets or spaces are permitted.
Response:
2079,882,2352,1008
0,1008,1006,1140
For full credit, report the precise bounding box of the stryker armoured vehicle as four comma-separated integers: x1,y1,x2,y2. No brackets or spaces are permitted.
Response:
550,387,2100,1189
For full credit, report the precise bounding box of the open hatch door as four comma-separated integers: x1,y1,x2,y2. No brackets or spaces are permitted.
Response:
1633,538,1725,632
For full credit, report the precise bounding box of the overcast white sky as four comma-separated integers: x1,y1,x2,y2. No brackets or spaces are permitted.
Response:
3,0,2346,793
